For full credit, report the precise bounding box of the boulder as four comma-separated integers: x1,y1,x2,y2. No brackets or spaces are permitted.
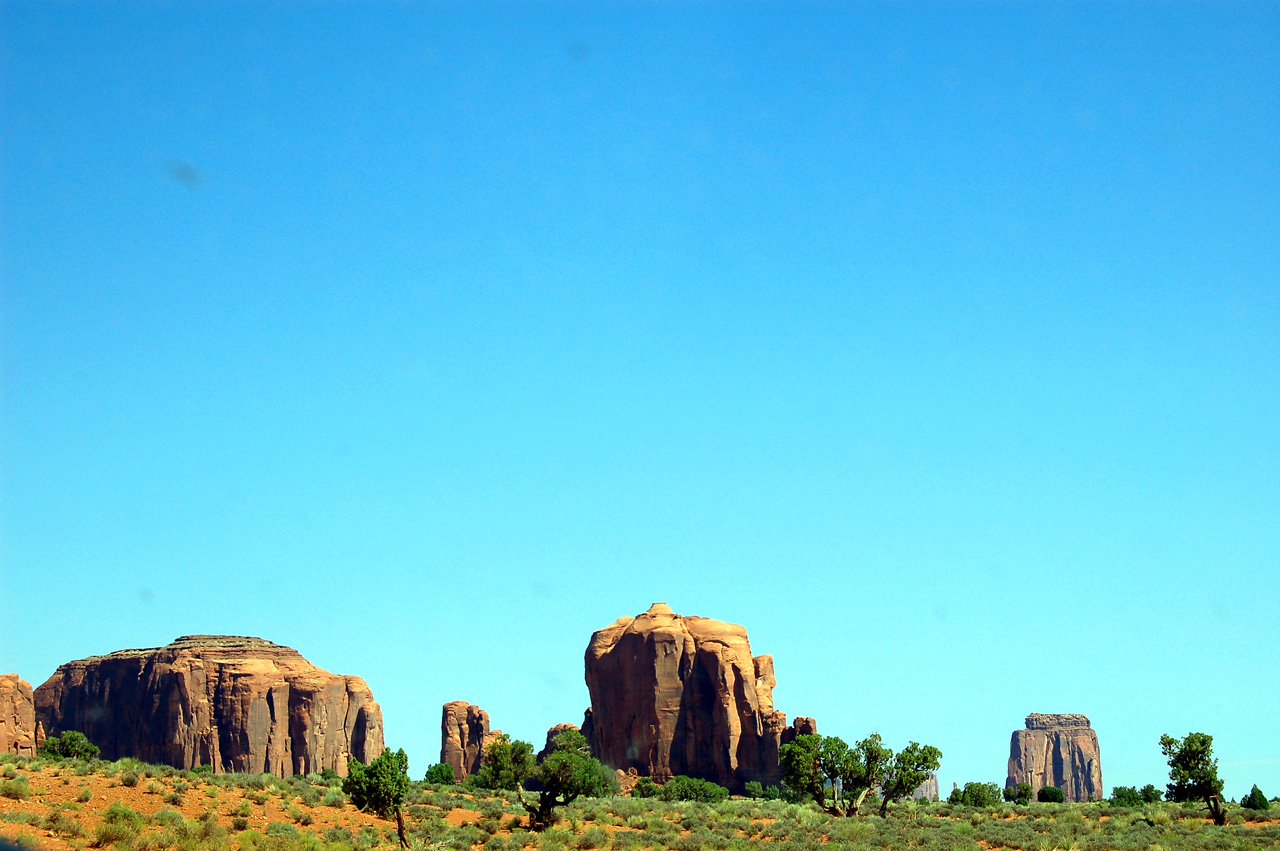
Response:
1006,713,1103,802
441,701,501,782
583,602,809,792
34,636,383,776
1,674,42,756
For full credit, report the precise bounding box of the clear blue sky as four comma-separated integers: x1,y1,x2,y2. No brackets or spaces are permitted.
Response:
2,2,1276,800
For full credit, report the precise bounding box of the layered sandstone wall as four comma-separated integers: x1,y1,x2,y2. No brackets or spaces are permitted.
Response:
1006,713,1103,802
583,602,812,792
1,674,42,757
34,636,383,777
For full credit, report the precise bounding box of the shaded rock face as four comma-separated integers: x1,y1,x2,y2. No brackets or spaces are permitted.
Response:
440,702,499,782
34,636,383,777
1006,713,1103,802
584,602,809,792
1,674,42,756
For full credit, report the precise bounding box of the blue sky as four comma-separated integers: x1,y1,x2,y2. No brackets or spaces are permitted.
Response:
2,2,1277,799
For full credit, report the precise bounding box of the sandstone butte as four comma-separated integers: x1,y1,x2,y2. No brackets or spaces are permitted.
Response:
1006,713,1103,802
583,602,814,793
537,722,581,761
33,636,384,777
1,673,43,757
440,701,504,782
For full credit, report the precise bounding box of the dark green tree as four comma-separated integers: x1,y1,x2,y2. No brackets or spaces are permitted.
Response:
778,734,821,803
1110,786,1142,807
518,729,612,830
466,734,535,792
779,732,893,817
1242,785,1270,811
879,742,942,817
952,782,1002,807
423,763,457,785
1139,784,1162,804
1002,782,1032,805
1160,732,1226,825
658,776,730,803
1037,785,1065,803
38,730,100,761
343,748,410,818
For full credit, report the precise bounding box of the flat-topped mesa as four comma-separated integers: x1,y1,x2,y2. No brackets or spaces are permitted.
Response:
34,636,383,777
441,702,503,782
583,602,812,793
1007,713,1103,802
1,674,43,756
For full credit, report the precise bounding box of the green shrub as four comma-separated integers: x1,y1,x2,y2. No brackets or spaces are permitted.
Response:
39,730,101,761
120,771,139,788
41,809,85,838
321,787,346,807
1037,786,1065,803
575,826,609,849
659,776,730,803
265,821,298,837
424,763,458,785
0,778,32,800
91,820,139,847
632,777,659,799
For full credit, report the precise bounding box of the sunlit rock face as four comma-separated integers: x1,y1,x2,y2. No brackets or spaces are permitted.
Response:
1006,713,1103,802
1,674,42,756
441,701,504,782
583,602,812,792
34,636,383,776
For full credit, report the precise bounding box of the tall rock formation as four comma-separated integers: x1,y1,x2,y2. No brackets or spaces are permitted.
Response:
34,636,383,776
1006,713,1103,802
440,702,502,782
583,602,812,792
1,674,42,756
537,723,581,761
912,773,939,801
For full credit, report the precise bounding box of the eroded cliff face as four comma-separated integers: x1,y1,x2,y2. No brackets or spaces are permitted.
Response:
583,602,811,792
1006,713,1103,802
34,636,383,776
440,702,502,782
1,674,42,756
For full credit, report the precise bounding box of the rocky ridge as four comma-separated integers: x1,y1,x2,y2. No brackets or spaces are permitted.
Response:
34,636,383,776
